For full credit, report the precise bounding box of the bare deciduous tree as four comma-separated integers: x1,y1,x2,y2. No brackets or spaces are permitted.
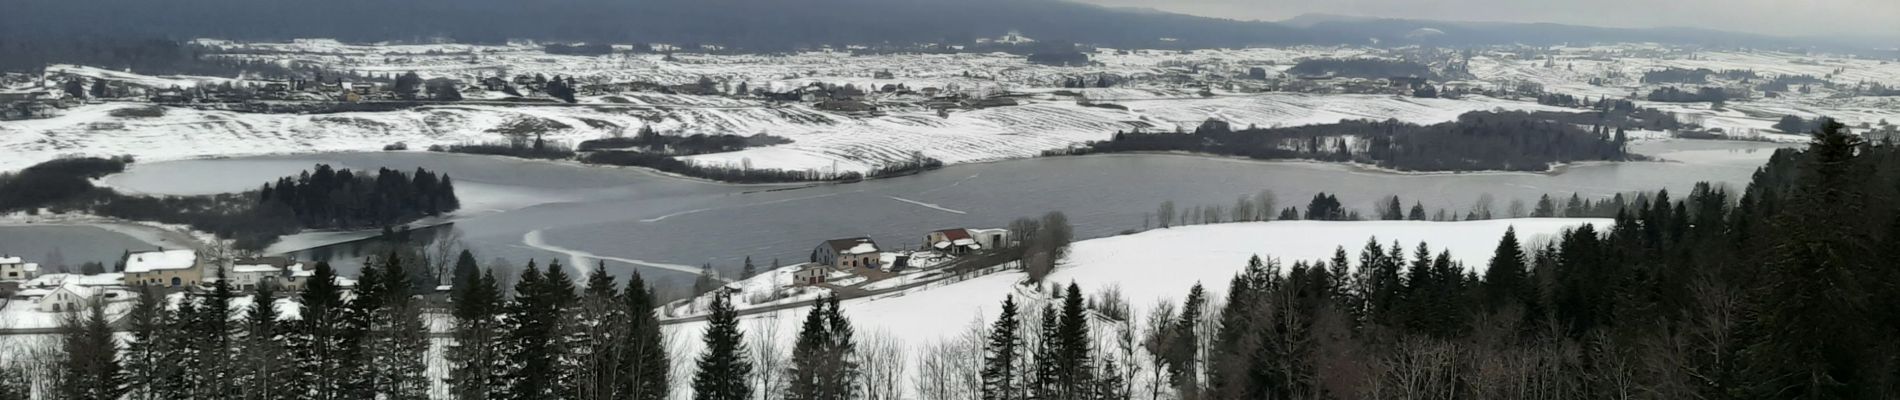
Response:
860,330,907,400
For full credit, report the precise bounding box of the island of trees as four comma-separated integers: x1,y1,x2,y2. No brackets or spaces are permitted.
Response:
1057,111,1634,172
0,158,458,249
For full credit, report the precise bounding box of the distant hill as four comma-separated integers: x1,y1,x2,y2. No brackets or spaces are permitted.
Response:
0,0,1862,53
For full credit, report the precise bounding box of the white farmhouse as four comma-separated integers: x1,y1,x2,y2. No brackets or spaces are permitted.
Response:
37,284,95,313
123,249,203,288
227,262,298,291
0,256,40,282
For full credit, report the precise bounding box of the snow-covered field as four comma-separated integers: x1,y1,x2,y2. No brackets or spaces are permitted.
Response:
658,218,1605,399
6,42,1894,175
14,40,1884,175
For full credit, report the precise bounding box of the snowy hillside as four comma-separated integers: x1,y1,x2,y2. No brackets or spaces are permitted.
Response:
0,92,1562,174
659,218,1606,399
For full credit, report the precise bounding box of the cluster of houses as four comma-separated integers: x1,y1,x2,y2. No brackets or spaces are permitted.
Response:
1,249,349,314
793,227,1011,286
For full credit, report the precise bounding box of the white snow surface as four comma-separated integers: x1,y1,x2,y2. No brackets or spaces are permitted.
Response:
121,249,196,273
661,218,1606,400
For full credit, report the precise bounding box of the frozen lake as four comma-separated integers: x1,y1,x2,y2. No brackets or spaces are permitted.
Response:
83,139,1790,286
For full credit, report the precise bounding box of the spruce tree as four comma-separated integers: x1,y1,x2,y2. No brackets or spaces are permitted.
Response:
367,253,431,400
786,300,832,400
1052,284,1095,400
451,249,480,301
448,268,506,400
1482,227,1530,312
288,261,353,400
184,268,237,399
1032,305,1060,400
822,296,860,399
237,284,291,400
692,293,753,400
618,270,670,400
122,285,179,400
1166,284,1206,396
576,261,625,400
502,261,562,399
1743,119,1883,397
59,299,125,400
980,295,1023,400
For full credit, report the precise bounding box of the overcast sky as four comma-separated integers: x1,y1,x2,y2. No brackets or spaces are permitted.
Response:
1077,0,1900,38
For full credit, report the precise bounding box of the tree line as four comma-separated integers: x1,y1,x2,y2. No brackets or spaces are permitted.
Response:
28,251,673,400
1120,120,1899,399
581,151,943,184
1285,58,1436,80
1060,111,1632,172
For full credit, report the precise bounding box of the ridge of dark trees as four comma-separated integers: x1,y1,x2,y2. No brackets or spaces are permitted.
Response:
576,126,793,156
1645,86,1731,103
1134,120,1900,399
581,151,943,184
1059,110,1633,172
1286,58,1436,79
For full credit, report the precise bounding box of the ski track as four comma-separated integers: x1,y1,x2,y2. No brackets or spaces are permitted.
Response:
639,192,846,223
521,229,720,279
884,195,968,214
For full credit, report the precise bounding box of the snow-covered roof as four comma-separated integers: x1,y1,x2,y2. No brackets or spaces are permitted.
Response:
74,273,122,287
24,273,69,288
0,256,22,265
49,283,95,299
13,288,50,298
124,250,197,273
824,237,880,254
232,264,284,273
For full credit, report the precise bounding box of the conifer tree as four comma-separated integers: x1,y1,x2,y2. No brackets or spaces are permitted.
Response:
692,293,753,400
1032,305,1061,400
822,296,860,399
122,285,180,400
575,261,624,400
787,300,832,400
502,260,567,399
184,268,236,399
364,253,431,400
287,261,353,400
1052,284,1095,400
617,270,670,400
1166,284,1206,397
451,249,480,301
980,295,1024,400
59,299,125,400
449,267,506,400
237,284,291,400
1482,227,1530,312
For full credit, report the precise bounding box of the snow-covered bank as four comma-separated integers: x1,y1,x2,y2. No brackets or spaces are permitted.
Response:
659,218,1606,399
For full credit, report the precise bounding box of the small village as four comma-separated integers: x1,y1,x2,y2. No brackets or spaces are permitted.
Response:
0,225,1012,326
0,249,361,327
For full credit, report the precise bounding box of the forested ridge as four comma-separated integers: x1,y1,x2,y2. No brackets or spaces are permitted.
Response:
1060,111,1634,171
